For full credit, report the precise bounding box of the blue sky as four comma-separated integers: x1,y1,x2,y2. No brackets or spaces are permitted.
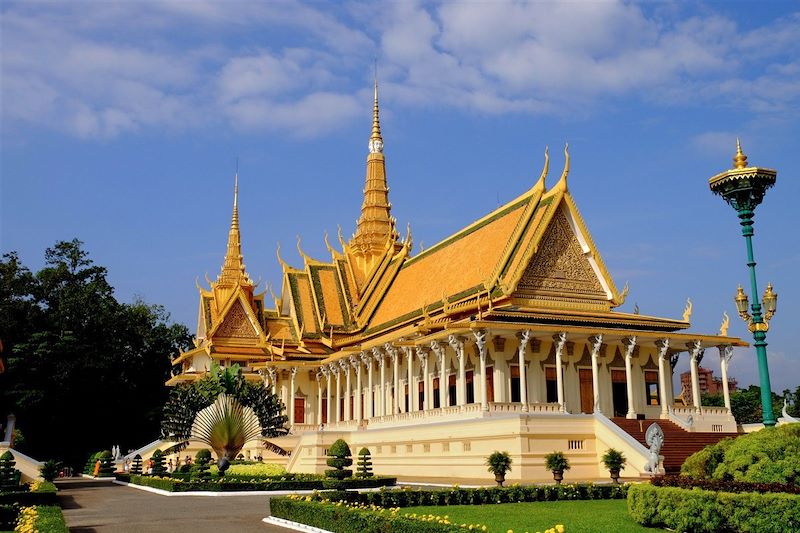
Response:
2,1,798,392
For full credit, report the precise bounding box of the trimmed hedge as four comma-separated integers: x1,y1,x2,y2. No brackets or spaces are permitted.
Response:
14,505,69,533
127,474,396,492
653,474,800,494
0,503,19,530
309,482,628,508
270,497,467,533
627,483,800,533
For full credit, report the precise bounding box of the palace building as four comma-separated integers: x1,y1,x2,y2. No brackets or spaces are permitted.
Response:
166,83,743,480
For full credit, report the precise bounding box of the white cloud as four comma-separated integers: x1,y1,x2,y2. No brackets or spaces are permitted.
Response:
1,1,798,139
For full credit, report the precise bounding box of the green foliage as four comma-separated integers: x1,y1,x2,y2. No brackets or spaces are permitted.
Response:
682,424,800,484
601,449,626,472
0,242,193,469
150,450,167,477
82,451,102,475
130,454,142,475
98,450,115,477
325,439,353,479
160,363,288,460
485,451,512,477
627,483,800,532
195,449,212,464
0,503,19,530
0,451,20,490
356,447,373,478
27,505,69,533
543,451,570,472
39,460,60,482
128,474,395,492
704,385,786,424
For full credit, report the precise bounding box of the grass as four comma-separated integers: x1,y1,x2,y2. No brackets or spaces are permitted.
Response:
405,500,666,533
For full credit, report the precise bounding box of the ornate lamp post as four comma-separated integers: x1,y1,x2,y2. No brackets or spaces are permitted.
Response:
709,140,778,426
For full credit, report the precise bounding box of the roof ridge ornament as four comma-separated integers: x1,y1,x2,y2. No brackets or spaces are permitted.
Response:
534,146,549,190
734,137,748,169
556,143,570,188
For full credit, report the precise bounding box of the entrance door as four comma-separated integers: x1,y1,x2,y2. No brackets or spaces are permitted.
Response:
466,370,475,404
433,377,441,408
321,398,328,424
611,369,628,417
448,375,457,406
418,381,424,411
579,369,593,414
294,397,305,424
486,366,494,402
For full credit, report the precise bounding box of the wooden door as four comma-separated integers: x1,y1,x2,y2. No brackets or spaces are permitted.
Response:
321,398,328,424
486,366,494,402
579,369,593,414
294,397,305,423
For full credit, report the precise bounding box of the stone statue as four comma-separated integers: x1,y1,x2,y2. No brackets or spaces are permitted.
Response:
644,423,664,474
782,398,799,424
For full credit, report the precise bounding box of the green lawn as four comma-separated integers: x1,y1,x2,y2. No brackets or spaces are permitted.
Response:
404,499,666,533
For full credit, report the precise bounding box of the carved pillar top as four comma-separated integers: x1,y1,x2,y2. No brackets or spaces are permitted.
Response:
402,346,414,359
430,340,445,367
553,332,567,356
718,345,734,364
589,334,603,357
516,329,532,352
372,346,385,367
315,372,323,383
384,343,399,362
687,340,705,364
415,346,429,365
655,338,670,360
447,334,465,360
330,363,340,376
266,366,277,379
360,351,371,367
472,330,487,356
290,366,298,379
622,336,637,358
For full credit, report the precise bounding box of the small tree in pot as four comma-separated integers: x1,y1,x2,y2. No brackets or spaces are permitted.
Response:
601,448,626,484
544,451,570,485
486,451,513,486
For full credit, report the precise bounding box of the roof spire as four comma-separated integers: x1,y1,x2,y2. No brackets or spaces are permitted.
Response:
217,166,251,286
369,68,383,154
733,137,748,169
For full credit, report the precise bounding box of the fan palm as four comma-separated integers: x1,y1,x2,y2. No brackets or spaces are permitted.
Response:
191,394,262,472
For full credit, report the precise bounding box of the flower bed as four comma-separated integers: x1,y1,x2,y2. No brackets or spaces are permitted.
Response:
309,482,628,508
627,483,800,532
0,482,58,506
13,505,69,533
652,475,799,494
126,474,396,492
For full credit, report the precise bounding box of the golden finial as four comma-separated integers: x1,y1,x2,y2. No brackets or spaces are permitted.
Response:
682,297,693,322
719,311,730,336
534,146,549,190
555,143,570,189
733,138,748,169
276,242,290,272
369,73,383,153
296,235,312,264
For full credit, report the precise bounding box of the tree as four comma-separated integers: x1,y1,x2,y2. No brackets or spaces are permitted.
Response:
0,241,192,469
702,385,785,424
325,439,353,479
160,363,287,472
130,454,143,475
0,451,20,490
356,447,373,478
151,449,167,477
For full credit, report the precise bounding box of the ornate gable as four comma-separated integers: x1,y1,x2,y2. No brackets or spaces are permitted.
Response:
214,299,258,340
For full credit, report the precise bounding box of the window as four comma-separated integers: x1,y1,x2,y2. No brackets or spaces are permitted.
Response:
466,370,475,404
448,374,457,406
546,367,558,403
511,365,521,403
644,370,660,405
433,377,441,409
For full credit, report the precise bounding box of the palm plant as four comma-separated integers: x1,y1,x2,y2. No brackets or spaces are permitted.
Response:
544,451,571,485
486,451,513,486
190,394,262,474
601,448,626,483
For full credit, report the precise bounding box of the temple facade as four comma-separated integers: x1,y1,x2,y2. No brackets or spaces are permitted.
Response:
167,83,743,481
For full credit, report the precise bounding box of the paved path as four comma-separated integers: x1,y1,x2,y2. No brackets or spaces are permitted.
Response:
56,479,291,533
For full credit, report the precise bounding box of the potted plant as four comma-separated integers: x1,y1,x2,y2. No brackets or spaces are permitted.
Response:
601,448,626,484
486,451,513,486
544,451,570,485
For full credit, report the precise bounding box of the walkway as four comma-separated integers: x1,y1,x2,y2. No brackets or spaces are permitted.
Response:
56,479,290,533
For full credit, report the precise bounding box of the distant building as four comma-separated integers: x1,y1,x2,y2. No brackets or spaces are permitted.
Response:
681,366,737,398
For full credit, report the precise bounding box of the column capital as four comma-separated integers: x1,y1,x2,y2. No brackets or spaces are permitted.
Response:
315,372,323,383
718,344,734,364
266,366,277,379
589,334,604,357
430,340,446,365
516,329,532,345
290,366,298,378
360,351,371,366
553,332,567,354
415,346,429,364
655,338,670,360
320,366,329,378
384,343,399,361
330,363,340,376
402,345,414,359
687,340,705,363
372,346,385,366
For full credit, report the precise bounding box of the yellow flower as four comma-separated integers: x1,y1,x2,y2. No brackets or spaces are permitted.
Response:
556,526,565,533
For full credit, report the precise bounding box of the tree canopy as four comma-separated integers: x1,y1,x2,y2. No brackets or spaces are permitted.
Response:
0,240,192,467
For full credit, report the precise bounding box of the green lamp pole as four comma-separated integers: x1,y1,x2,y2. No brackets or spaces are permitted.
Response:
709,140,778,426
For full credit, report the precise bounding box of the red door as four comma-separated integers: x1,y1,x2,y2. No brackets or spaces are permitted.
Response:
294,398,305,423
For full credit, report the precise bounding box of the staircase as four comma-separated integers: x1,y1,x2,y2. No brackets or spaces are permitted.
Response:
611,418,738,474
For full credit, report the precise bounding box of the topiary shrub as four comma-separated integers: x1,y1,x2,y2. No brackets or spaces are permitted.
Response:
680,437,733,480
98,450,115,477
130,454,143,475
83,451,102,475
0,451,20,490
40,460,61,482
192,449,212,481
325,439,353,480
356,448,373,478
151,450,167,477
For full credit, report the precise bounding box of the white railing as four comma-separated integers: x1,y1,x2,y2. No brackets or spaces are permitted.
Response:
700,407,730,416
290,424,319,434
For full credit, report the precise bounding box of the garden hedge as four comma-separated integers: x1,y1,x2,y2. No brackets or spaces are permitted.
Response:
126,474,396,492
652,475,799,494
13,505,69,533
270,497,469,533
627,483,800,533
309,482,628,508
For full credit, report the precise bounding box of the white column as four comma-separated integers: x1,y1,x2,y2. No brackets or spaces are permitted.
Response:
688,340,704,411
416,347,430,410
590,334,603,413
373,347,385,417
289,367,297,427
316,371,323,426
623,336,637,419
324,366,331,425
449,335,466,407
267,367,277,396
719,345,733,412
431,341,446,408
351,356,362,422
386,344,400,415
473,330,488,411
656,339,671,417
333,365,341,422
404,347,414,413
517,331,531,410
341,360,351,421
553,332,567,412
363,352,373,418
280,371,289,413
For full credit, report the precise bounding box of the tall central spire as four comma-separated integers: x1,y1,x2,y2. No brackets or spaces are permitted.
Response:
217,171,252,287
350,77,400,269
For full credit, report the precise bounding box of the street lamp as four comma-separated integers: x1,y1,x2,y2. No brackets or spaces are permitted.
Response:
709,139,778,426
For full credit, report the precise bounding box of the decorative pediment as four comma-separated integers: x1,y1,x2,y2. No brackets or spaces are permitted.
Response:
214,299,258,340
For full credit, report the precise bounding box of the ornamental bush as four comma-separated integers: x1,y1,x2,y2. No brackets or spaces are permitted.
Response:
681,424,800,484
356,448,373,478
39,460,60,482
150,450,167,477
191,449,212,481
97,450,115,477
0,452,20,490
325,439,353,480
627,483,800,532
82,452,102,475
130,454,142,475
652,475,800,494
